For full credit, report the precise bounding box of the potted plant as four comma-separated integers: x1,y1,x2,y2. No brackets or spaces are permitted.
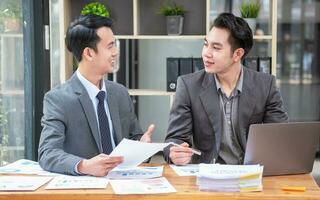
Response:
240,0,261,33
81,2,110,18
159,2,186,35
0,0,22,33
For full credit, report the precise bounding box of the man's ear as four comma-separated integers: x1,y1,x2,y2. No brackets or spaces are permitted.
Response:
233,48,245,62
82,47,94,62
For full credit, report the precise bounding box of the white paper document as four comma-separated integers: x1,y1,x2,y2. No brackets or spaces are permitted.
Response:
0,176,52,191
45,175,108,190
110,139,170,168
110,177,176,194
107,166,163,179
170,164,199,176
0,159,59,176
197,164,264,192
198,164,263,179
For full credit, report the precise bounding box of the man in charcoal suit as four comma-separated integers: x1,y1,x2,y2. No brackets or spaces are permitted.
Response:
164,13,288,165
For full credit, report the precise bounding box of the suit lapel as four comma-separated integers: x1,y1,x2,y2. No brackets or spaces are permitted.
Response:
70,74,102,152
199,73,222,155
238,68,256,148
105,81,122,145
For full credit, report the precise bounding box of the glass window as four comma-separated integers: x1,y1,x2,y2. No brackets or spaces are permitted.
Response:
277,0,320,121
0,0,24,166
209,0,320,122
50,0,64,88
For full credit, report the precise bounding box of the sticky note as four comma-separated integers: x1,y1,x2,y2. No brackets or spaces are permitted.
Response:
282,186,306,192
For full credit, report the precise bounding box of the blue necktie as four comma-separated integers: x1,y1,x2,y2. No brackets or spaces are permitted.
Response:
96,91,113,154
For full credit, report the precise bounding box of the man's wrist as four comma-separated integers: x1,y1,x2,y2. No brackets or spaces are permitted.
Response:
77,159,87,175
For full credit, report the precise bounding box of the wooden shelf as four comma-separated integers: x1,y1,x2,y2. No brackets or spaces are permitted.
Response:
137,0,206,35
128,89,175,107
128,89,175,96
117,35,273,40
116,35,204,40
253,35,273,40
276,79,314,85
54,0,278,84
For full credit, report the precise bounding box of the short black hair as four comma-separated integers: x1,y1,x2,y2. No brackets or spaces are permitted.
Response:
213,13,253,58
65,14,113,62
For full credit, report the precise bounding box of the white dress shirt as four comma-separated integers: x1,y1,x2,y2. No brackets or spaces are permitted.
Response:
74,70,116,174
76,70,116,149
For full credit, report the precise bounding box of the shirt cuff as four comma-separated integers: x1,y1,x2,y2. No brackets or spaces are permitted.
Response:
74,160,84,175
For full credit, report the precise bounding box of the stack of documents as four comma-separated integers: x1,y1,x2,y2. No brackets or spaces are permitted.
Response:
197,164,263,192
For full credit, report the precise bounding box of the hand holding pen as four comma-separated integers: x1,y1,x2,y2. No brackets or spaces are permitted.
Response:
170,142,201,155
169,142,201,166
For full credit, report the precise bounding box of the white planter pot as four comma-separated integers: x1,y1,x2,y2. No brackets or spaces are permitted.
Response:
166,16,184,35
244,18,257,33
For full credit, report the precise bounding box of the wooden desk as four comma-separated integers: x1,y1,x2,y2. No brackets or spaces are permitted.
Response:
1,165,320,200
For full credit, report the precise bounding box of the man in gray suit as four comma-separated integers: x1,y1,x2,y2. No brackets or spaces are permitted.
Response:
38,14,154,176
164,13,288,165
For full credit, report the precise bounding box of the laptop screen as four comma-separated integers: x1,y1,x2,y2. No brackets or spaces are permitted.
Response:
244,122,320,176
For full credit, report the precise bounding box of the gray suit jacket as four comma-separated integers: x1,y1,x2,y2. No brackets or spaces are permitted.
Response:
164,68,288,164
38,74,143,175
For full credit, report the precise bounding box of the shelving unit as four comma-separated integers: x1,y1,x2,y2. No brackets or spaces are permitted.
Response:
128,89,174,96
48,0,278,142
53,0,277,97
50,0,277,96
128,89,175,106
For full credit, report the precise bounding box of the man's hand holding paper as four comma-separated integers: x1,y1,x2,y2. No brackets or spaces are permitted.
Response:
110,138,170,169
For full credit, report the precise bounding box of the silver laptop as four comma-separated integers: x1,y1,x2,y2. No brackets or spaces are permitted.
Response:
244,122,320,176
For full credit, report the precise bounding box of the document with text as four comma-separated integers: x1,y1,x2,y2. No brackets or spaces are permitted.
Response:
107,166,163,179
170,164,199,176
0,159,59,176
197,164,263,192
0,176,52,191
110,139,170,168
46,175,108,190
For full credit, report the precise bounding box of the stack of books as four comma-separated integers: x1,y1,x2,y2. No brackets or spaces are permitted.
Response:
197,164,263,192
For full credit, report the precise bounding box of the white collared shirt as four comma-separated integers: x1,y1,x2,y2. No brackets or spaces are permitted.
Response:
76,70,116,150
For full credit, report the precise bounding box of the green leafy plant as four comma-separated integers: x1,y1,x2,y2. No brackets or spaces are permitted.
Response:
0,0,22,20
159,3,186,16
81,2,110,18
240,1,261,18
